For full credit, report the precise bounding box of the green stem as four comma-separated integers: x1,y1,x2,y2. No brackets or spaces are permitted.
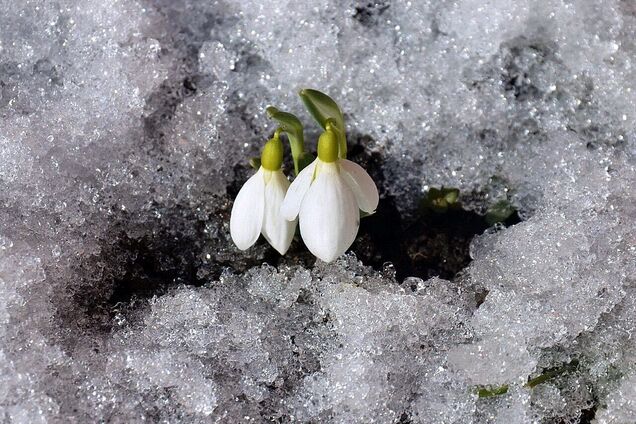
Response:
476,385,509,398
298,89,347,159
326,119,346,159
525,359,579,389
475,359,580,398
289,136,304,175
266,106,306,175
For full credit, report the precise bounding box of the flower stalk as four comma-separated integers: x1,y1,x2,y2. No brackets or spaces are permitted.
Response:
266,106,308,175
299,89,347,159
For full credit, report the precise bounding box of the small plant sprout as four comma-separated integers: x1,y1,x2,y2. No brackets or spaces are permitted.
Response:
230,129,297,255
230,89,379,263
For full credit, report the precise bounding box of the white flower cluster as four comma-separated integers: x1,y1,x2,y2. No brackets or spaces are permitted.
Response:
230,90,379,263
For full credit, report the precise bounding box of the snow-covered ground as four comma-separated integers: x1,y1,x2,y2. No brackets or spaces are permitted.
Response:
0,0,635,422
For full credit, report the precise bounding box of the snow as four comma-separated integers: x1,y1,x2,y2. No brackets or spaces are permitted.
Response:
0,0,635,422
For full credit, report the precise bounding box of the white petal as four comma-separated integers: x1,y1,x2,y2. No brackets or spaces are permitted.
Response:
281,159,317,221
261,170,297,255
230,169,265,250
339,159,379,214
299,165,359,262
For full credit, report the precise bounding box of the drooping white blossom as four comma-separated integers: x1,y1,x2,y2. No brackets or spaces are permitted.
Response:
230,133,297,255
282,129,378,262
230,166,297,255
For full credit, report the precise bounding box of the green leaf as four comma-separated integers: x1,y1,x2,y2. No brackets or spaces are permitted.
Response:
420,187,461,213
266,106,305,175
299,89,347,158
475,385,509,398
473,359,579,399
525,359,579,388
485,199,517,225
266,107,304,141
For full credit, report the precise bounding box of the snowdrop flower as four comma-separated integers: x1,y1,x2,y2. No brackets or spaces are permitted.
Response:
230,134,296,254
281,127,379,262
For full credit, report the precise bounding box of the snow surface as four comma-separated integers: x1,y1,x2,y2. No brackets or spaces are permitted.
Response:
1,0,635,422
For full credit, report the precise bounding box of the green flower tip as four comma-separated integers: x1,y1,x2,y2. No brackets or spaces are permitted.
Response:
260,132,284,171
317,128,339,163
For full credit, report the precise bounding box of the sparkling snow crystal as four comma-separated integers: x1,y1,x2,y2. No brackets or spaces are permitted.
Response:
1,0,635,422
